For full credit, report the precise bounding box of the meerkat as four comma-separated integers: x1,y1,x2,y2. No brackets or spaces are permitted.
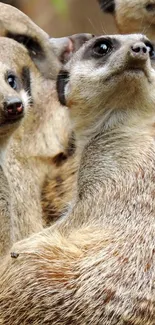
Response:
0,38,31,256
98,0,155,41
0,33,155,324
0,3,93,257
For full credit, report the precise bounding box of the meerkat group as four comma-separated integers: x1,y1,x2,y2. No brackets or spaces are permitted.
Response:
0,1,154,325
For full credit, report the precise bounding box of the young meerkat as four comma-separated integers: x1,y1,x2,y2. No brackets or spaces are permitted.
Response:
0,38,31,255
98,0,155,41
0,33,155,324
0,3,93,256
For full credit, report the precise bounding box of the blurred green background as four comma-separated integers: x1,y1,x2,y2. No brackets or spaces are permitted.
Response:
0,0,116,37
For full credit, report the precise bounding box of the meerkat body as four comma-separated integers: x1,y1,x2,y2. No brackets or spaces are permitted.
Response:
98,0,155,40
0,33,155,324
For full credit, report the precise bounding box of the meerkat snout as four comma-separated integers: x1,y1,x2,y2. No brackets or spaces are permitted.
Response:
0,70,28,131
4,97,24,121
131,42,152,56
127,40,155,69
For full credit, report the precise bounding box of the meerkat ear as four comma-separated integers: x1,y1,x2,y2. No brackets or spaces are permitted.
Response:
97,0,115,13
56,33,94,106
50,37,74,64
50,33,94,64
69,33,94,54
56,70,69,106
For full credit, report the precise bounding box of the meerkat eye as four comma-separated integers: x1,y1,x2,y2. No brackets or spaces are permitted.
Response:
93,39,112,57
7,74,17,90
145,41,155,58
145,3,155,11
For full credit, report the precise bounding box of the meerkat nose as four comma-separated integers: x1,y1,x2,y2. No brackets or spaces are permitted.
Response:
132,44,147,54
5,97,24,119
130,42,149,60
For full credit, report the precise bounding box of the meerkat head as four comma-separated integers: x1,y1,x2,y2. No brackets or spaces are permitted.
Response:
57,34,155,137
98,0,155,40
0,37,33,144
0,3,93,79
0,3,57,78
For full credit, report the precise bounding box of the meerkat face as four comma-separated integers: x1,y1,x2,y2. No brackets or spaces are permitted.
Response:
57,34,155,133
98,0,155,39
0,37,32,139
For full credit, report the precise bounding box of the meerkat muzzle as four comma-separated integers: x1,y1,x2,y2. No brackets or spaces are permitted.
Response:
130,42,150,60
4,97,24,121
125,41,153,75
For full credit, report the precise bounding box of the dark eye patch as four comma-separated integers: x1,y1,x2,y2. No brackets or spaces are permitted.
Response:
6,71,20,91
97,0,115,13
6,33,45,60
145,41,155,58
7,74,17,90
82,37,119,61
145,3,155,11
92,39,112,58
5,67,32,103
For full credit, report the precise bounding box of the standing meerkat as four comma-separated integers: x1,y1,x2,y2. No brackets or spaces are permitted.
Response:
98,0,155,40
0,33,155,324
0,3,93,256
0,38,31,255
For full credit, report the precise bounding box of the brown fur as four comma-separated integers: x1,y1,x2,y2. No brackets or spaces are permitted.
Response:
0,3,93,257
41,154,78,226
98,0,155,40
0,34,155,324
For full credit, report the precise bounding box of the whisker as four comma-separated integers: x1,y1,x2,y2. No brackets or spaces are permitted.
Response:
86,17,101,35
142,15,155,35
139,11,145,32
98,0,111,11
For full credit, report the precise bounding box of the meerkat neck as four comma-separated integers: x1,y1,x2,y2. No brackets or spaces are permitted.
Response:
73,113,155,230
79,121,155,185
